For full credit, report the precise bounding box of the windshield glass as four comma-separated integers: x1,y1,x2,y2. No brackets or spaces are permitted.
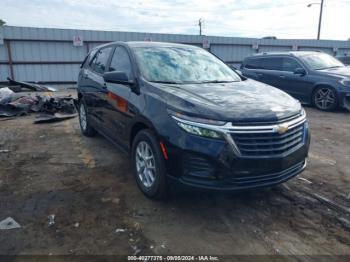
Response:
301,53,344,70
133,46,241,84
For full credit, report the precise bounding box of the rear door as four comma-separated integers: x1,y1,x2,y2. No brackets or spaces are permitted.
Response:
83,46,114,129
241,57,264,81
78,49,97,114
257,57,285,89
242,57,283,89
104,45,135,147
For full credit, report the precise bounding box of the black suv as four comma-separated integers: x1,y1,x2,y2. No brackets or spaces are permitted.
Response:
241,51,350,111
77,42,310,199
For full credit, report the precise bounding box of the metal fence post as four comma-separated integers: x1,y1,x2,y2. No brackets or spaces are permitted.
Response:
5,39,14,80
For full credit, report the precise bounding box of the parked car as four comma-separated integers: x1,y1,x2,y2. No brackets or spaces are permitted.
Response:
262,36,277,40
77,42,310,199
336,54,350,65
241,51,350,111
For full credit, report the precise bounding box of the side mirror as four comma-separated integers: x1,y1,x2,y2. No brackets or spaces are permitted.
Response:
294,68,306,75
103,71,134,85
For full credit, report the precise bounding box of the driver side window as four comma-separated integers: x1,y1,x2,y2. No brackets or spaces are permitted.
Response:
109,46,133,79
283,57,302,72
89,47,113,74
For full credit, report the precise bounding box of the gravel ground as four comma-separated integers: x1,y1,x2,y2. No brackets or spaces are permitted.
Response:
0,91,349,259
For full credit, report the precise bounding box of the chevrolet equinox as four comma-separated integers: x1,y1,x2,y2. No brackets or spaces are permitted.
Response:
77,42,310,199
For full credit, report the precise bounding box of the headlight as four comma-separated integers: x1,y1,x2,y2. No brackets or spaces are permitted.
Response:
339,79,350,87
175,121,223,139
169,111,225,139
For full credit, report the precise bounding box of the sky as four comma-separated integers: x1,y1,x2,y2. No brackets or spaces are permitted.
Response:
1,0,350,40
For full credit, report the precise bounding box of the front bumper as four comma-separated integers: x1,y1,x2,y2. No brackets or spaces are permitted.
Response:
177,159,307,191
163,115,310,191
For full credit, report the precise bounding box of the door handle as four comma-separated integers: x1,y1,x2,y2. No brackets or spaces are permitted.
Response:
279,75,286,79
257,73,264,77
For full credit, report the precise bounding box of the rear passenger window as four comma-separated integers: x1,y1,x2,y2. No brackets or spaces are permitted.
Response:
90,47,113,74
259,57,283,70
283,58,302,72
109,46,133,79
244,58,261,69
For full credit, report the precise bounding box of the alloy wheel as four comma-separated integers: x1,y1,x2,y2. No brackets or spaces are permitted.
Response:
135,141,156,188
314,87,336,110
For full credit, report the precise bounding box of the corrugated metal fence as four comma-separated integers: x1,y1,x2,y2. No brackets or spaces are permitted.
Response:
1,26,350,84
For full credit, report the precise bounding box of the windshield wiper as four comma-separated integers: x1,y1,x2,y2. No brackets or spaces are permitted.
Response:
198,80,236,84
150,80,183,84
316,66,343,70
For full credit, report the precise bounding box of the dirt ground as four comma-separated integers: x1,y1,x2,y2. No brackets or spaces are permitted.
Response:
0,90,349,258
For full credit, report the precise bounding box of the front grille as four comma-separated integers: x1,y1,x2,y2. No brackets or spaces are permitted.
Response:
232,112,302,126
231,123,305,157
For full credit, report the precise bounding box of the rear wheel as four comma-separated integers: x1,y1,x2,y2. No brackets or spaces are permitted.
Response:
132,130,167,200
79,100,96,137
313,86,338,111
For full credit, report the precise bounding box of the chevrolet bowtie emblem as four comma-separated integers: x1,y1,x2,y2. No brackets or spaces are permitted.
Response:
275,124,289,134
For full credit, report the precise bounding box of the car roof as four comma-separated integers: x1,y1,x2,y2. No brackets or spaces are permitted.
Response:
247,51,323,59
93,41,199,50
126,41,198,48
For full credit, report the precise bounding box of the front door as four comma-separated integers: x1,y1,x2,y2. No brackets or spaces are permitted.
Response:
277,57,314,103
104,46,135,147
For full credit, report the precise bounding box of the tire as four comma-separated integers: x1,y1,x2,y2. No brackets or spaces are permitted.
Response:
313,86,338,111
131,129,167,200
78,100,96,137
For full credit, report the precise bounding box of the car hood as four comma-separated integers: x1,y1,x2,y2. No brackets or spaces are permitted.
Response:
153,79,301,123
318,66,350,78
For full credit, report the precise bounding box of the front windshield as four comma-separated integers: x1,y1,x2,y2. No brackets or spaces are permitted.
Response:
301,53,344,70
133,46,241,84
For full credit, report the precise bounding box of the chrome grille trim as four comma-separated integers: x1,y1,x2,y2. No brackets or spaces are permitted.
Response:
219,114,306,134
171,111,307,157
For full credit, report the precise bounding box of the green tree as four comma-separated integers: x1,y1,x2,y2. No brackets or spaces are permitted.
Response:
0,19,6,26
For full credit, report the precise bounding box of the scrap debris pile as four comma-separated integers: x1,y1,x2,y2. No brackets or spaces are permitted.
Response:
0,78,77,123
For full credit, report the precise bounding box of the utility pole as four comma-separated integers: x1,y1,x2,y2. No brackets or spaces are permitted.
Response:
317,0,324,40
308,0,324,40
198,18,202,36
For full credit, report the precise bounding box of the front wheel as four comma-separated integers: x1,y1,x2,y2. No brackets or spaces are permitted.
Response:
313,86,338,111
132,130,167,200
